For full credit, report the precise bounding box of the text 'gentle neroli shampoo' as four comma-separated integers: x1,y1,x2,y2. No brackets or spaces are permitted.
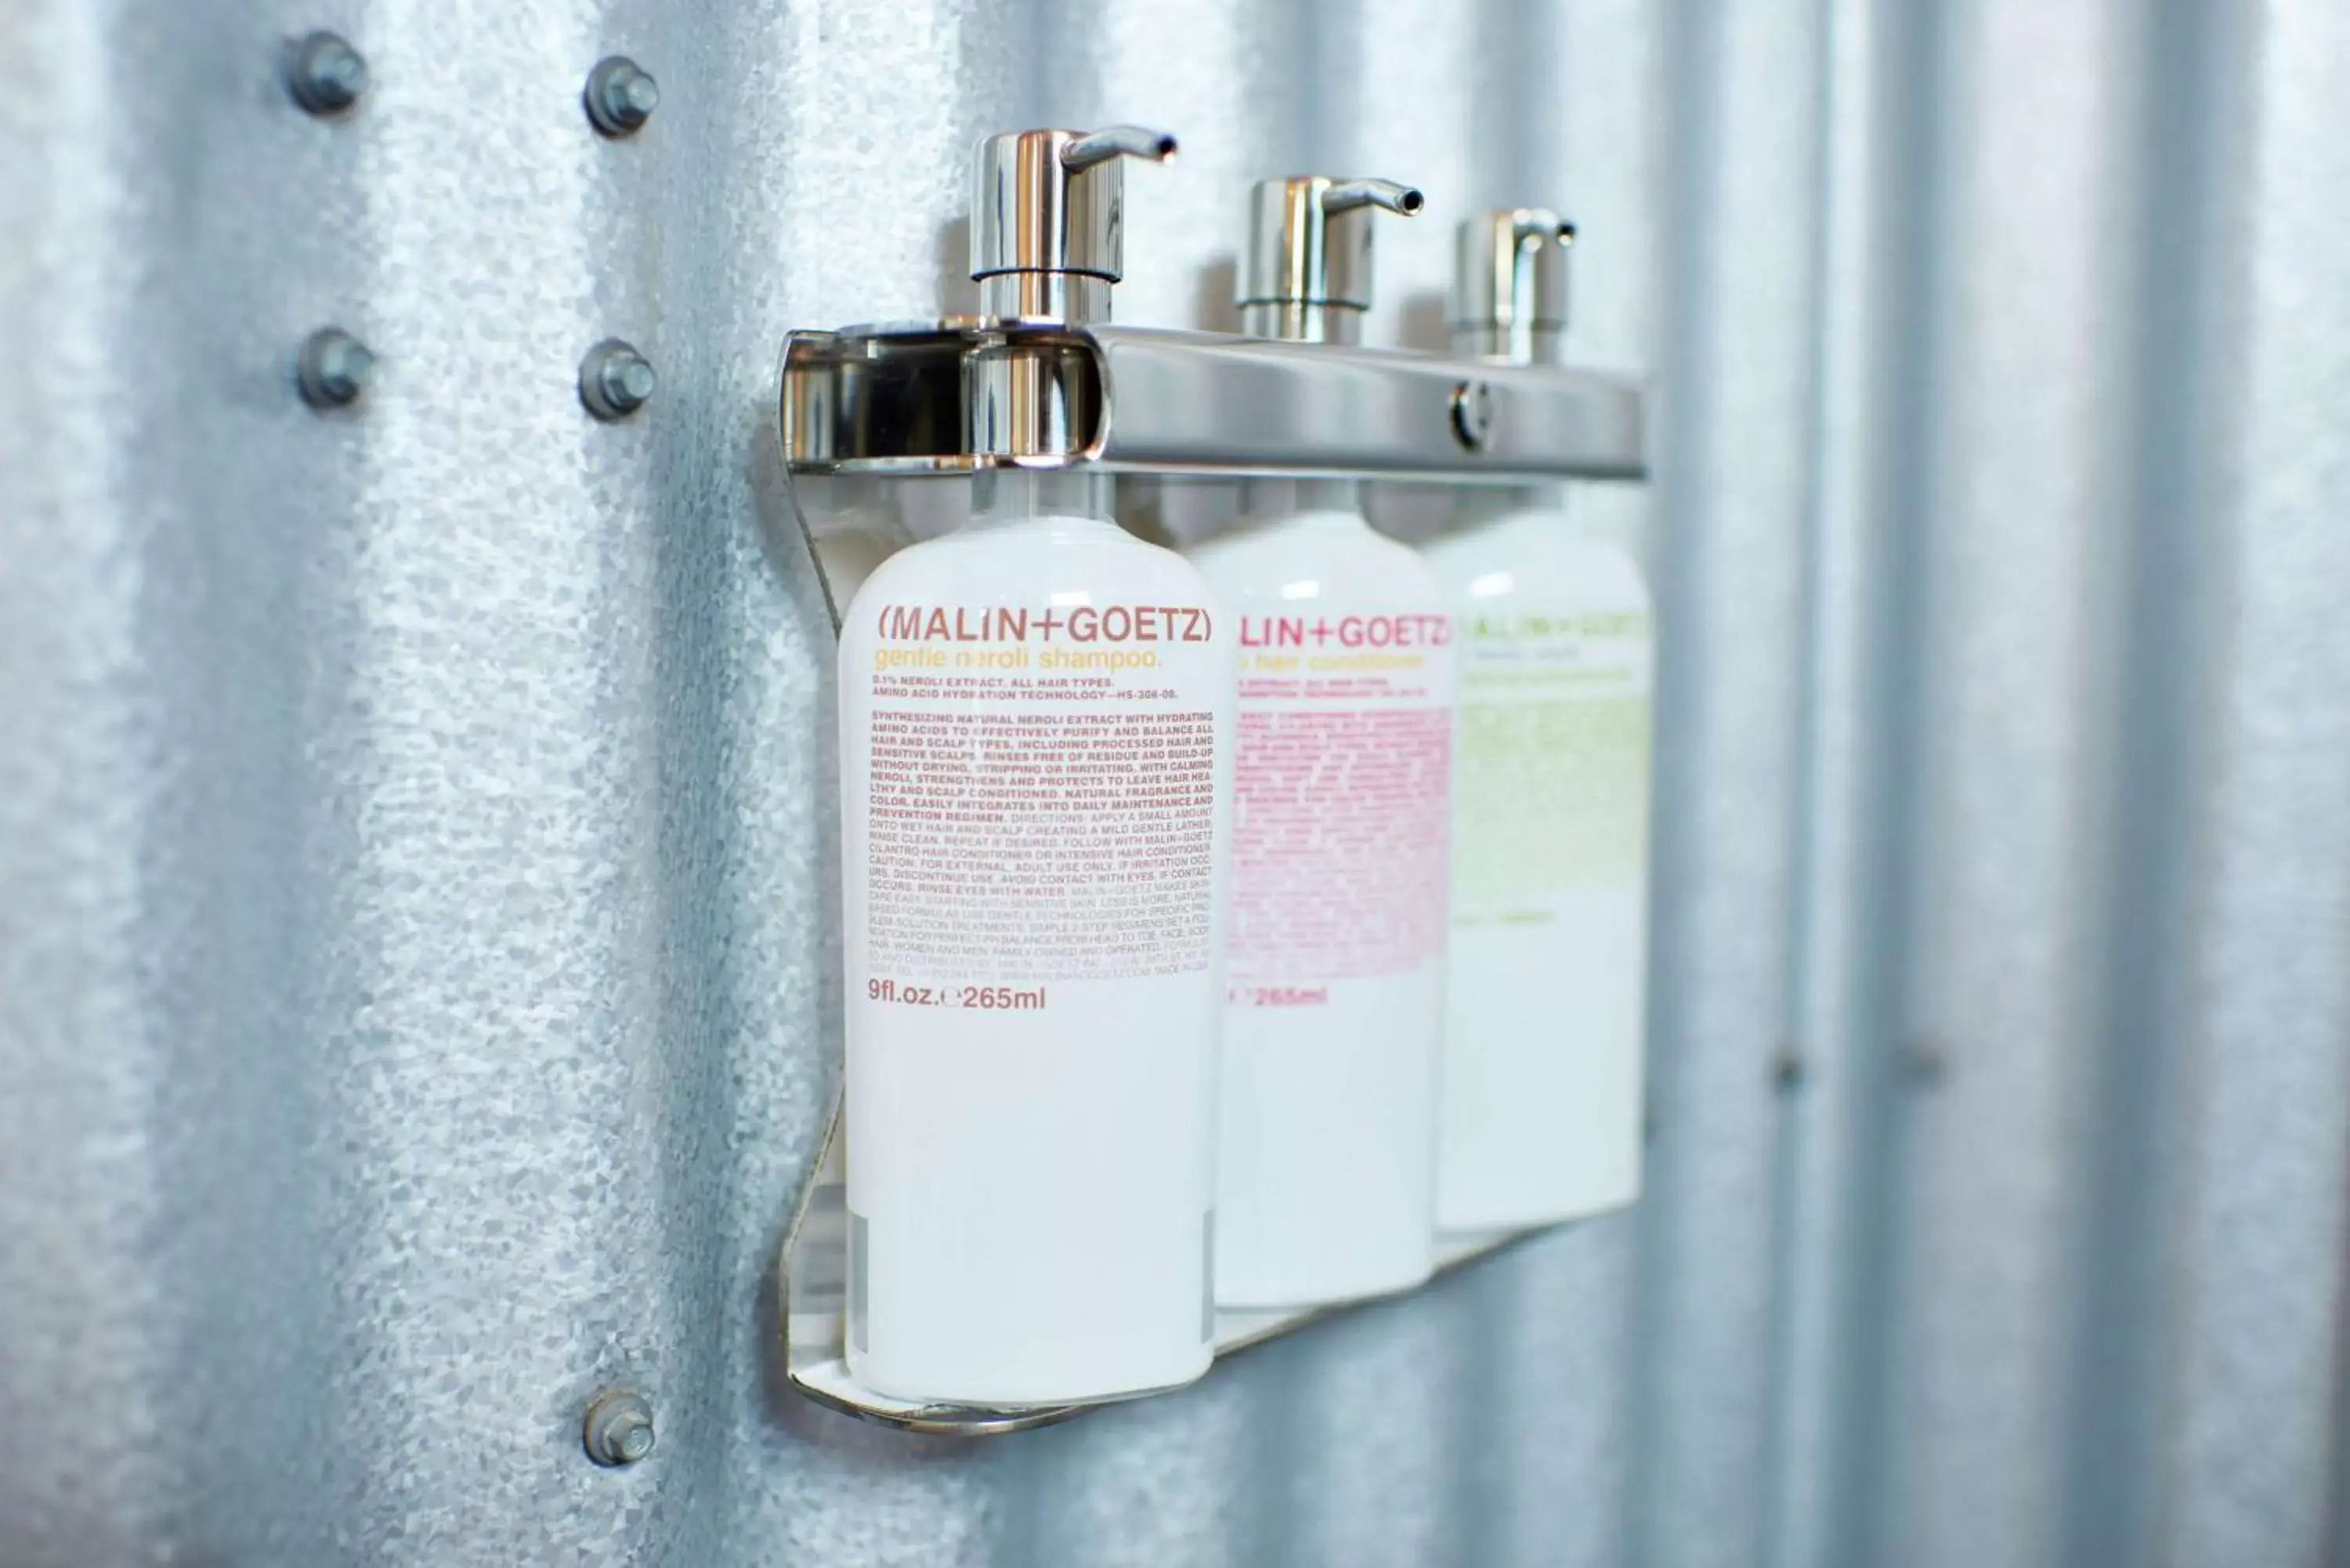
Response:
1426,212,1654,1230
1186,176,1455,1307
837,128,1234,1406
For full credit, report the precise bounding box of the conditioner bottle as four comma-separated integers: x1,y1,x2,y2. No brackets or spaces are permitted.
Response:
1184,176,1455,1305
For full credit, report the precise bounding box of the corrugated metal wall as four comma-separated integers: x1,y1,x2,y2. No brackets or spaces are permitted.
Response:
4,1,2347,1564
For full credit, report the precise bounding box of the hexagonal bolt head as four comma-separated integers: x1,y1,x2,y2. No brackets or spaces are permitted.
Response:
1449,379,1495,450
580,339,656,421
286,31,369,115
296,327,375,409
1771,1047,1808,1093
582,1390,656,1467
584,56,660,136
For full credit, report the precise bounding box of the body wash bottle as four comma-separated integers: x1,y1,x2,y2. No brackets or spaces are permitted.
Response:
1184,177,1456,1306
1423,212,1654,1229
837,127,1235,1405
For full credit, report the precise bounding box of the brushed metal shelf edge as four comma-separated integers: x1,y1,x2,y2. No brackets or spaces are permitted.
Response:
778,321,1651,482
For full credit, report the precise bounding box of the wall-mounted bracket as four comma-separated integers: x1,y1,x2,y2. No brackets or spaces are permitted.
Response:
779,319,1648,482
772,313,1648,1436
779,1109,1557,1434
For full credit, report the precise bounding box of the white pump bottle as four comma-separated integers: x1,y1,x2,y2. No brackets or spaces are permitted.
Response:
836,127,1235,1405
1183,176,1456,1306
1422,212,1654,1230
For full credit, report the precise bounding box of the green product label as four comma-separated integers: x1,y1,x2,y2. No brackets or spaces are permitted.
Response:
1453,616,1653,915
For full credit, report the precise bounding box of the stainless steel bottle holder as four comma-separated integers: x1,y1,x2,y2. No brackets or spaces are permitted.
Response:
779,319,1643,478
773,141,1651,1434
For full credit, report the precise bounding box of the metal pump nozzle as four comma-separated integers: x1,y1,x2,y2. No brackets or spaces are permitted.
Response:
970,125,1179,325
1237,175,1424,345
1452,208,1574,366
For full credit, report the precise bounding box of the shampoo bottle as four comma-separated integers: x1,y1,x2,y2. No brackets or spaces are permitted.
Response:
1184,176,1455,1306
837,127,1235,1404
1423,211,1654,1229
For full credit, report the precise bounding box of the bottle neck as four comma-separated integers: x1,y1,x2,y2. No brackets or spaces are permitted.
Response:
1451,482,1568,529
1238,477,1365,523
964,468,1116,529
1448,484,1649,560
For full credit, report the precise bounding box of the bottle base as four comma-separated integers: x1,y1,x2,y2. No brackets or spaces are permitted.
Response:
1437,1183,1641,1234
846,1342,1213,1411
1214,1258,1436,1313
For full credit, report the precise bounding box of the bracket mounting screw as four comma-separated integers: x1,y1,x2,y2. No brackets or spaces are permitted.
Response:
582,1389,656,1467
585,57,660,137
1450,380,1495,450
296,327,375,409
580,339,657,421
1772,1046,1808,1093
286,31,369,115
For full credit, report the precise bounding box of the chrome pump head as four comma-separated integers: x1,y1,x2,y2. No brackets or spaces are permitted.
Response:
1238,175,1424,344
1452,208,1575,365
970,125,1179,325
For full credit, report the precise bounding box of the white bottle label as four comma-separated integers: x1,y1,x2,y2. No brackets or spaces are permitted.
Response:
862,602,1220,990
839,541,1231,1406
1192,526,1458,1306
1438,561,1654,1228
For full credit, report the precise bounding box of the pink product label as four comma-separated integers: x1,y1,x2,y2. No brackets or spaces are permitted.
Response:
1238,612,1452,650
1228,706,1452,996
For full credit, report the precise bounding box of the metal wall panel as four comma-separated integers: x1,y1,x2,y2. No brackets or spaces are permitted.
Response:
2154,3,2350,1562
1629,2,1819,1564
5,2,2348,1566
1876,1,2142,1561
